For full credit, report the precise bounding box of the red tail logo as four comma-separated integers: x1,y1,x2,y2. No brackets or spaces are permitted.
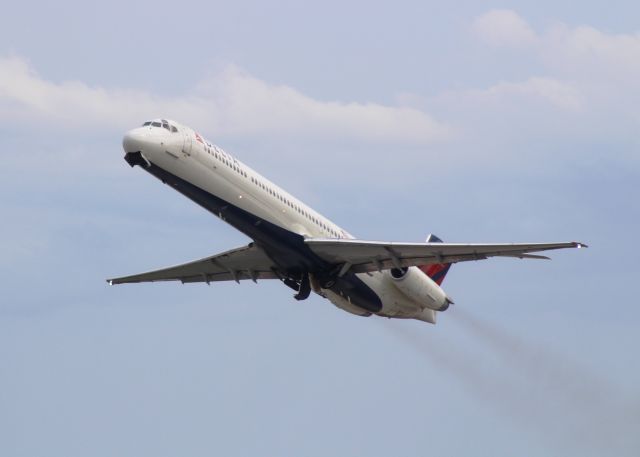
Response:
419,234,452,285
418,263,451,286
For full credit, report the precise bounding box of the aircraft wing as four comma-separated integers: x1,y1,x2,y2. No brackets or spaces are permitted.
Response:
107,243,279,285
305,239,587,274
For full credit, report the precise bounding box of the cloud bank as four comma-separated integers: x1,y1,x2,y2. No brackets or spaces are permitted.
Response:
471,9,640,93
0,57,450,144
423,10,640,164
2,11,638,175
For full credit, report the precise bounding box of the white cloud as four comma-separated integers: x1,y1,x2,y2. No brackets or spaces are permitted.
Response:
0,56,450,145
543,24,640,82
195,65,452,143
483,77,585,111
472,10,640,81
459,10,640,157
0,56,205,129
472,10,537,48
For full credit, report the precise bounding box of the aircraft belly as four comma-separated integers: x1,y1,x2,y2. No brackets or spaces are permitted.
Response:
327,273,383,313
323,289,372,317
140,160,384,314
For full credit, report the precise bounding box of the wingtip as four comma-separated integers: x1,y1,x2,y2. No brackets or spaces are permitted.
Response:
574,242,589,249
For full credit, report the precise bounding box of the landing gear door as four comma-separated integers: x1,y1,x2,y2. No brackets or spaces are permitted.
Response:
182,130,193,157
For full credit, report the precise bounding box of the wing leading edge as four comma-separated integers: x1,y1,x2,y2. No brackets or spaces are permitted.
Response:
107,243,279,285
305,238,587,275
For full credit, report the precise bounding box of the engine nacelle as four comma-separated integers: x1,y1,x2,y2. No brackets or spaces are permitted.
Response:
387,267,451,311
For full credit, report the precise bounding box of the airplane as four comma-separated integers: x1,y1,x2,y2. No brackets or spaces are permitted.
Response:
107,119,587,323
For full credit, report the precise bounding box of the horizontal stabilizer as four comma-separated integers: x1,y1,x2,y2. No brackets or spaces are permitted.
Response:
498,253,551,260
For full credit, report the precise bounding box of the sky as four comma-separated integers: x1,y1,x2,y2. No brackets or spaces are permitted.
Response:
1,1,639,456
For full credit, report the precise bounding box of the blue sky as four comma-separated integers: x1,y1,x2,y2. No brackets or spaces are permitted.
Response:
1,1,639,456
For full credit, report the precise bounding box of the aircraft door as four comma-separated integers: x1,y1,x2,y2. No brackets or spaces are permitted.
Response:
182,130,193,157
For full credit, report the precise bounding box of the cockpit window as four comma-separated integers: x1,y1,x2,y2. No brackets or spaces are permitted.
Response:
143,120,178,131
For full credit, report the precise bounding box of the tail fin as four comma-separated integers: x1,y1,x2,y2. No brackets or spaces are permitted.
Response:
418,234,452,286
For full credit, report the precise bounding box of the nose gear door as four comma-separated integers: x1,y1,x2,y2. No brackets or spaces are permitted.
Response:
182,130,193,157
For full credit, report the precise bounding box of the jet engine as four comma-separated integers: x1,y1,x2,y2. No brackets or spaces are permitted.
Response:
387,267,451,311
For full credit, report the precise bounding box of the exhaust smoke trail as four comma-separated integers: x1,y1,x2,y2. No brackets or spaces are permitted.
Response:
382,314,640,456
451,309,607,403
383,321,567,432
448,308,640,455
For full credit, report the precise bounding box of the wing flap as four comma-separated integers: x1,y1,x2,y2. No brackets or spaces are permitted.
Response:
305,238,586,274
108,243,278,285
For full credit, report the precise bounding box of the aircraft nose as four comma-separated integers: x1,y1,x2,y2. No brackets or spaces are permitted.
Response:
122,128,151,153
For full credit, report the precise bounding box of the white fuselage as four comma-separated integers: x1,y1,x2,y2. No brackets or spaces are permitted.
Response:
123,119,443,323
